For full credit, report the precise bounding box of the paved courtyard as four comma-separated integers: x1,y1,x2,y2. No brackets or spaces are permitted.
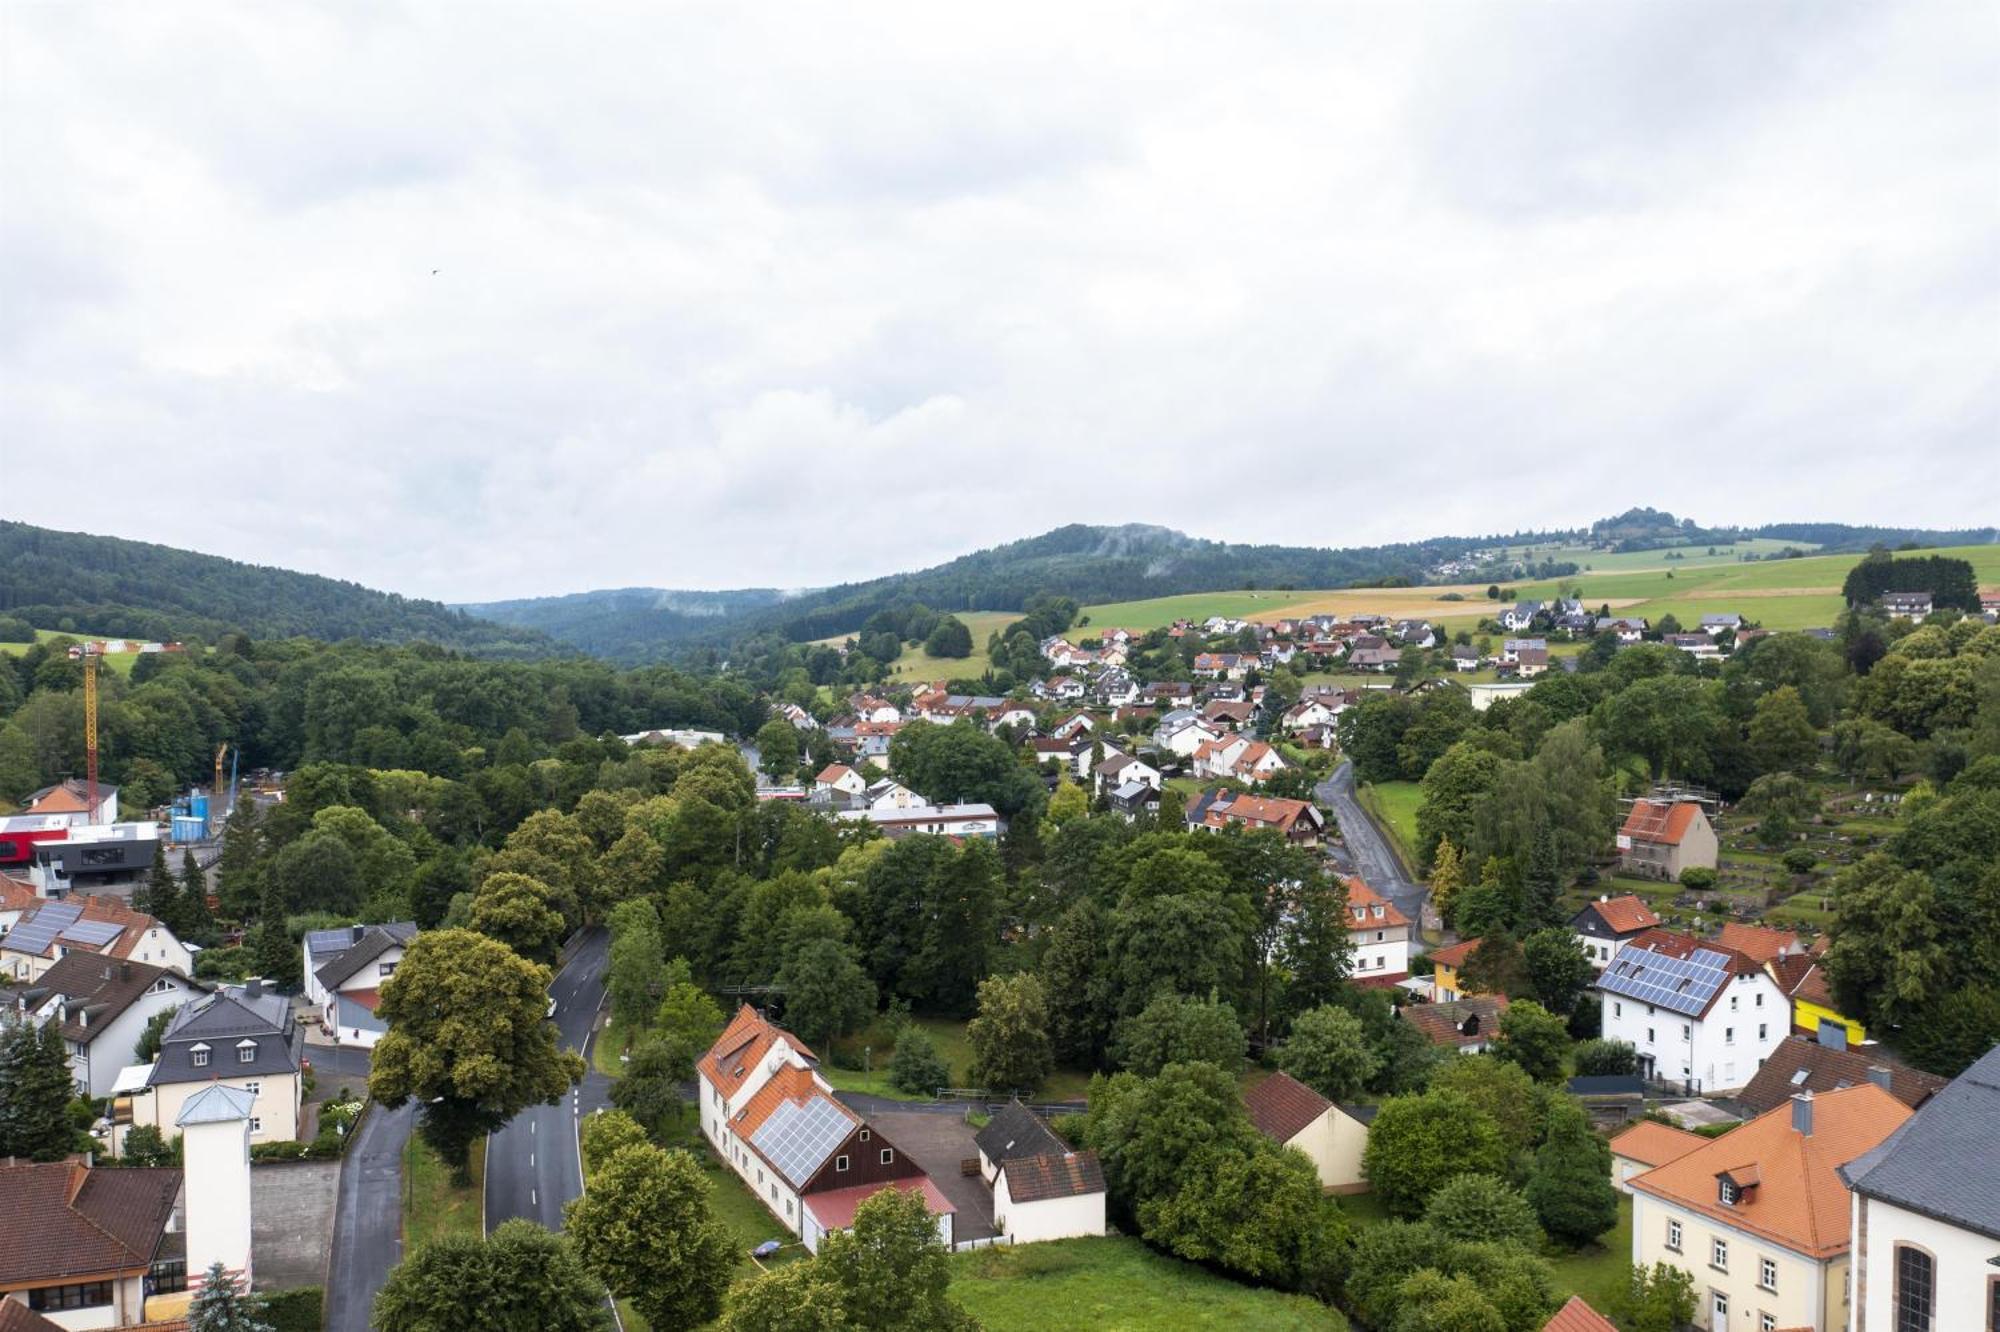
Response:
866,1110,998,1241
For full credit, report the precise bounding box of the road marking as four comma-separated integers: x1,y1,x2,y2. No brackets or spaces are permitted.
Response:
530,1121,536,1134
529,1153,535,1167
531,1188,537,1206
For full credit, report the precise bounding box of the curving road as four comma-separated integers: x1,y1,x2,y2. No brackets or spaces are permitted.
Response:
1317,760,1428,930
483,927,615,1234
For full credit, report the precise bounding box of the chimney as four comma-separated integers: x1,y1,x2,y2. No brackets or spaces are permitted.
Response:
119,962,130,982
352,924,365,942
241,978,262,999
1791,1090,1814,1136
1599,894,1609,903
1867,1065,1893,1091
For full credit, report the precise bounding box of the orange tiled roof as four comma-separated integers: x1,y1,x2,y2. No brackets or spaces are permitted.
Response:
1585,895,1660,935
731,1062,849,1140
1345,878,1409,929
1401,995,1508,1048
1717,922,1800,965
1543,1295,1619,1332
1608,1119,1708,1168
700,1005,816,1101
1243,1071,1333,1144
1629,1085,1911,1259
1426,939,1479,969
1620,799,1702,846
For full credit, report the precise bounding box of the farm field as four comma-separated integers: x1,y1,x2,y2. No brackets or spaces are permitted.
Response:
1493,537,1820,574
0,628,144,676
819,610,1020,683
950,1236,1347,1330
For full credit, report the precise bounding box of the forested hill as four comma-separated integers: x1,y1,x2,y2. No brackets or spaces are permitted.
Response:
0,521,557,657
469,524,1495,660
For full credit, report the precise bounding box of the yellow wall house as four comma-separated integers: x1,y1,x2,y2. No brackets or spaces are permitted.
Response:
1426,939,1480,1002
1769,954,1864,1047
1628,1085,1911,1332
121,979,304,1149
1243,1071,1374,1195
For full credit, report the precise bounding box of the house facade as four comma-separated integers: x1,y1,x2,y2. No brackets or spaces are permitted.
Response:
1839,1045,2000,1332
11,954,205,1099
1,895,191,983
1617,799,1719,881
1243,1071,1373,1195
125,979,304,1147
974,1102,1107,1243
836,803,1003,840
1571,894,1663,968
1629,1086,1909,1332
1344,878,1410,984
305,921,417,1048
1596,930,1789,1094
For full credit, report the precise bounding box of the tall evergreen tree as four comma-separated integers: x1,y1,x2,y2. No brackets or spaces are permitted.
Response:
179,849,215,938
0,1020,78,1161
214,798,265,920
134,841,176,920
248,883,301,989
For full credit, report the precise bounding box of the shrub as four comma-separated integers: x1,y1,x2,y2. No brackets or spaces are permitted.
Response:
1362,1089,1509,1217
1572,1038,1638,1077
1423,1174,1541,1247
262,1287,324,1332
1781,847,1819,876
1677,866,1717,892
888,1027,951,1096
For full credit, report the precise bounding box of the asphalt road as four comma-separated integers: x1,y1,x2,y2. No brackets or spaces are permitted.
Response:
483,927,615,1234
1317,760,1428,929
323,1100,416,1332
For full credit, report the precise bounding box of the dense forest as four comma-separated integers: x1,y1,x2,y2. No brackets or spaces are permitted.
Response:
0,521,555,656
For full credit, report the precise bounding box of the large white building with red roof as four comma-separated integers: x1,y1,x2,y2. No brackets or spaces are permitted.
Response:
1344,878,1411,985
1596,929,1788,1094
698,1006,954,1252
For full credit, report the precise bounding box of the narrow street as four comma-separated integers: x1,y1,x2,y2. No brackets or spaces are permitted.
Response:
322,1100,415,1332
1317,760,1429,934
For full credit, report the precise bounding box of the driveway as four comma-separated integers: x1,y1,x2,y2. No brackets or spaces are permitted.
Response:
864,1110,997,1241
483,928,614,1235
1317,760,1428,934
322,1100,415,1332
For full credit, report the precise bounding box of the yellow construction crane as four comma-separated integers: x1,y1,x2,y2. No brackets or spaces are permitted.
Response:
81,644,101,822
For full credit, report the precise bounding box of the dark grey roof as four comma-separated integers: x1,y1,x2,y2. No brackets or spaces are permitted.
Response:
1337,1102,1381,1125
150,984,301,1085
1567,1075,1645,1098
1838,1045,2000,1239
975,1100,1065,1164
312,922,416,991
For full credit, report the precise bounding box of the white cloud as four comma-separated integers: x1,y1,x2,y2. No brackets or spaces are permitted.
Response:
1,1,1993,601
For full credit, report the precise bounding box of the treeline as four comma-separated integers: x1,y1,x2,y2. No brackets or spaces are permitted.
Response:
0,632,762,811
1840,552,1981,611
0,520,554,656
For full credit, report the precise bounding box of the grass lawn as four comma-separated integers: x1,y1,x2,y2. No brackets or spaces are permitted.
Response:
819,610,1021,683
1358,781,1422,872
0,628,143,676
826,1016,1094,1102
402,1134,486,1250
950,1236,1347,1330
594,1014,638,1078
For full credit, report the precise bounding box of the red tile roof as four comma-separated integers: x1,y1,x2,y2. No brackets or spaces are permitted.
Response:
1630,1085,1910,1259
1345,878,1409,929
1716,922,1801,964
1426,939,1479,969
0,1162,181,1286
1543,1295,1619,1332
1243,1071,1333,1144
1767,953,1834,1008
1620,799,1703,846
732,1063,847,1141
700,1005,815,1101
0,1304,67,1332
1582,895,1660,935
1608,1119,1708,1168
802,1176,955,1232
1001,1151,1106,1203
1401,995,1509,1048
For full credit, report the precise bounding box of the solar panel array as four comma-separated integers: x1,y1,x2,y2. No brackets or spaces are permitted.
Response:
1599,945,1733,1017
5,902,83,957
753,1095,854,1186
60,919,125,947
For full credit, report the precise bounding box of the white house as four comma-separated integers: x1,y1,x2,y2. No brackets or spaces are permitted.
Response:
1596,930,1789,1094
2,895,191,983
24,779,122,828
1244,1072,1375,1195
697,1007,954,1253
1570,894,1664,969
11,953,205,1098
122,979,304,1148
305,921,416,1048
864,779,924,811
837,803,1003,840
1607,1119,1706,1194
1156,711,1221,758
1344,878,1411,984
974,1101,1107,1243
1839,1044,2000,1332
813,764,868,799
1093,753,1163,797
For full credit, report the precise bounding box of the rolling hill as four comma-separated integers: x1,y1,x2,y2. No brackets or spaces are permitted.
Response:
0,521,558,657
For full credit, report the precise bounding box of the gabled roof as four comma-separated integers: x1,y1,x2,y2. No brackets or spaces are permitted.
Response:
700,1004,816,1101
1425,938,1479,969
0,1301,68,1332
312,922,417,991
1002,1151,1106,1202
1243,1071,1332,1144
0,1161,180,1286
1766,953,1834,1008
1632,1085,1910,1259
1571,895,1660,937
1715,922,1800,965
1620,799,1703,846
1401,995,1508,1048
1543,1295,1619,1332
1594,930,1762,1020
28,953,199,1045
1839,1045,2000,1239
26,779,118,813
1608,1119,1707,1168
974,1100,1066,1164
1737,1037,1946,1116
1344,878,1409,930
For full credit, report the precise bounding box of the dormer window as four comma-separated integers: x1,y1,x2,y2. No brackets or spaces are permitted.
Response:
1719,1179,1738,1205
190,1043,211,1067
237,1039,257,1063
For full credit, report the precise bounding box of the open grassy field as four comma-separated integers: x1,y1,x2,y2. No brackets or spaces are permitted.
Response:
1358,781,1422,871
950,1236,1347,1330
1495,538,1820,574
1078,543,2000,641
0,628,144,676
402,1134,486,1250
818,610,1021,683
825,1016,1095,1102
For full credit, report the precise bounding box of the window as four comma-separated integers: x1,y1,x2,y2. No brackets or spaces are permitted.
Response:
859,1129,870,1142
786,1199,793,1216
1726,1027,1735,1045
1682,1024,1691,1040
1894,1244,1934,1332
757,1168,764,1185
1666,1219,1682,1252
248,1116,262,1132
147,1257,187,1296
1714,1292,1729,1324
1756,992,1764,1007
1731,995,1739,1011
1759,1024,1769,1041
1647,1028,1656,1044
1720,1179,1738,1205
237,1040,257,1063
1760,1257,1777,1293
1761,1315,1776,1332
28,1281,113,1312
191,1046,210,1068
243,1082,259,1096
1712,1238,1729,1271
880,1149,894,1165
835,1155,849,1172
378,961,397,977
1615,1002,1623,1018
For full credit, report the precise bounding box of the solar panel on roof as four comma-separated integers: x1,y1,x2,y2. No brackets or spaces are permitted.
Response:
752,1095,852,1185
60,919,125,947
1598,943,1730,1017
6,902,83,956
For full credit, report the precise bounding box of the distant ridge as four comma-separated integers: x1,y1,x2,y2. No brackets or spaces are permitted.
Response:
0,520,556,657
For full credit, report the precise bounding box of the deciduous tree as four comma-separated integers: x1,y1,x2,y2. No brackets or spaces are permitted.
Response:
373,1219,607,1332
966,973,1053,1094
1423,1173,1541,1247
1361,1088,1509,1217
1111,993,1245,1076
777,936,876,1048
1275,1004,1379,1101
469,872,567,965
565,1144,736,1330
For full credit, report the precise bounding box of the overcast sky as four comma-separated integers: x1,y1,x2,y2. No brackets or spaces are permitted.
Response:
3,3,1995,602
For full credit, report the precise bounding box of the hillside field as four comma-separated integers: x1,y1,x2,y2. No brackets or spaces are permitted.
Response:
1079,543,2000,637
818,610,1021,682
0,628,144,676
1492,536,1819,573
